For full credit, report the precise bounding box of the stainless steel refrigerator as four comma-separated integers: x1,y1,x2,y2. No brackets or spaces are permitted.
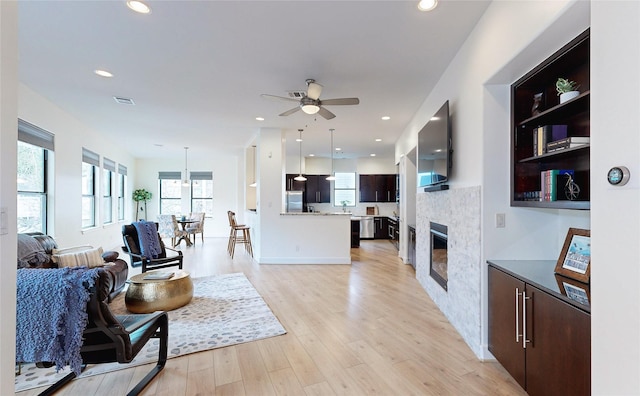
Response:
286,191,303,212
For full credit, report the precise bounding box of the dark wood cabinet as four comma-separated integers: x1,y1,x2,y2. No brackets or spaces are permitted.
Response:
374,216,389,239
305,175,331,204
351,219,360,248
488,262,590,396
511,29,590,209
285,174,306,192
359,174,396,203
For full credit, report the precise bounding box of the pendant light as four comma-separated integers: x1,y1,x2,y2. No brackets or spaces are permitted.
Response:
326,129,336,181
294,129,307,181
182,147,190,186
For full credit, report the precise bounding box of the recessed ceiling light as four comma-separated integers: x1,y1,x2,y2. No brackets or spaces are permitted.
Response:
94,69,113,78
255,117,264,121
370,154,376,157
417,0,438,12
296,138,303,142
127,0,151,14
335,148,341,151
375,138,382,142
381,116,391,121
309,154,315,157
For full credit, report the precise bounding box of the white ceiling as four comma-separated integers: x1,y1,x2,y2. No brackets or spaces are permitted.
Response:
18,1,490,162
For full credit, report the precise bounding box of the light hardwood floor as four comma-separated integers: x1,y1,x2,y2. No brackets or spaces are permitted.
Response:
16,237,526,396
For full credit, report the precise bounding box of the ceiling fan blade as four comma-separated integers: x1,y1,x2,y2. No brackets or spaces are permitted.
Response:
320,97,360,106
307,82,323,100
317,107,336,120
261,94,299,103
279,107,301,117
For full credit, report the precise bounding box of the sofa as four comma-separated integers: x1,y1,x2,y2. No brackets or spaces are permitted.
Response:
17,232,129,301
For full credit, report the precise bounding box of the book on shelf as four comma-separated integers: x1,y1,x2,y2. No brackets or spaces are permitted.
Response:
546,136,590,152
143,271,175,280
533,125,568,156
540,169,574,201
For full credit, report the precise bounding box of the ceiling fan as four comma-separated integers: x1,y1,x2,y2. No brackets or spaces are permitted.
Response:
261,79,359,120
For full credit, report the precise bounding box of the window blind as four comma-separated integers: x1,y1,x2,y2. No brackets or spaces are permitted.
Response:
18,119,55,151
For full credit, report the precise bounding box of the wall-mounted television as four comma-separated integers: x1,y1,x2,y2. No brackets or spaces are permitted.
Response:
417,100,452,192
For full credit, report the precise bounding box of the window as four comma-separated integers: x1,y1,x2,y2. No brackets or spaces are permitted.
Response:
159,171,182,215
190,171,213,216
103,158,115,224
118,164,127,221
82,148,99,228
334,172,356,207
17,119,54,234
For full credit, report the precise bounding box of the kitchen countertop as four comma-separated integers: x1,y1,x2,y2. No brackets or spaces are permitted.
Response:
280,212,352,216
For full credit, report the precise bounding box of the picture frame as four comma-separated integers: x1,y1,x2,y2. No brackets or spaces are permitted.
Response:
554,228,591,283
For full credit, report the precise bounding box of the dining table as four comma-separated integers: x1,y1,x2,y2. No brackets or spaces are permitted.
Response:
176,219,196,247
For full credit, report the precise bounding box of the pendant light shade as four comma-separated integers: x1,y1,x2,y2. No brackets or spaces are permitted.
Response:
326,129,336,181
294,129,307,181
182,147,190,186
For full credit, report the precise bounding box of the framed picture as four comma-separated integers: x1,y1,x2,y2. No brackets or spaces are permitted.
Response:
554,228,591,283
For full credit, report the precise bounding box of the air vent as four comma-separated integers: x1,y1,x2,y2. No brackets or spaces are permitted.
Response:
113,96,135,105
287,91,307,98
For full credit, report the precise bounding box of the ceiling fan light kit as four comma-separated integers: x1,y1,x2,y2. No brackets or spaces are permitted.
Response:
261,79,359,120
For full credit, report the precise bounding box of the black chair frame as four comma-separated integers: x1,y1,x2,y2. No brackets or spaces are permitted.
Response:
37,269,168,396
122,223,183,273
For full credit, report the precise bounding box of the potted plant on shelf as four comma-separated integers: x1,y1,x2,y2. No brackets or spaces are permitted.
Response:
556,78,580,104
132,188,152,221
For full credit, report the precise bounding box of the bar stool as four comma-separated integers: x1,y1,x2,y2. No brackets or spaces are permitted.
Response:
227,211,253,258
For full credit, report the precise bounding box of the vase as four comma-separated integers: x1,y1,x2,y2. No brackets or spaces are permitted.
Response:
559,91,579,104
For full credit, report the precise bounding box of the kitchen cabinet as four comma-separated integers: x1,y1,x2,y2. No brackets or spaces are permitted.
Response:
305,175,331,203
359,174,396,203
488,261,590,395
374,216,389,239
351,219,360,248
285,174,306,192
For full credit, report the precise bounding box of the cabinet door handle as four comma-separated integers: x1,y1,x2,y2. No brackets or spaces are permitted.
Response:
375,191,378,201
515,288,520,343
522,290,531,349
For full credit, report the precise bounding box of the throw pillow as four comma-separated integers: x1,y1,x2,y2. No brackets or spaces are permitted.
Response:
17,234,51,268
53,247,105,268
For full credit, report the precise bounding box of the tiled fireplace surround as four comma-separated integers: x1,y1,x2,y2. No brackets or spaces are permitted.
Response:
416,186,482,357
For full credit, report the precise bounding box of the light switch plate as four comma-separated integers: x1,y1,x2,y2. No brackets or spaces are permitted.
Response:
0,207,8,235
495,213,506,228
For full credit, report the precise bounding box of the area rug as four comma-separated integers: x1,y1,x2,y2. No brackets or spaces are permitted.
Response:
15,272,287,392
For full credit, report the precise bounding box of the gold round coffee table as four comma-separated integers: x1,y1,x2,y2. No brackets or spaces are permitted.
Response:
125,269,193,313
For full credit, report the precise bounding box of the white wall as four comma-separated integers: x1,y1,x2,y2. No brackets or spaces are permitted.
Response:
135,155,240,238
18,85,136,251
591,2,640,393
0,3,18,395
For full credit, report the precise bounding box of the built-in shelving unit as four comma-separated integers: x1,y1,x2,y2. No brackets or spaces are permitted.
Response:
511,29,590,210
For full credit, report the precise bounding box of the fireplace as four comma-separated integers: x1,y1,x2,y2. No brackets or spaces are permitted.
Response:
430,222,448,291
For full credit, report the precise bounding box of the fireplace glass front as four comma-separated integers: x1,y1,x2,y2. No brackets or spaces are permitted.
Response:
430,222,448,291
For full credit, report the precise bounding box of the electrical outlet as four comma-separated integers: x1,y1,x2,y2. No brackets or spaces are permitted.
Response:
495,213,506,228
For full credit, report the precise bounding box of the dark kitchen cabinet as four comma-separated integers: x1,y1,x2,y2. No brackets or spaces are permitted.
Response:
305,175,331,204
488,261,590,396
286,174,306,192
374,216,389,239
359,174,396,203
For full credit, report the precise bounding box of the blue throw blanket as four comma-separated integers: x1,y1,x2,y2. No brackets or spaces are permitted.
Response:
133,220,161,259
16,267,100,375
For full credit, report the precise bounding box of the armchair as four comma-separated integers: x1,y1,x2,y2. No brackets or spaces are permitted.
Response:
16,268,168,396
122,223,183,273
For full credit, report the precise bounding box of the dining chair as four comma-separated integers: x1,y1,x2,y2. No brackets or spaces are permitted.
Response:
157,214,188,247
186,212,205,244
227,211,253,258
